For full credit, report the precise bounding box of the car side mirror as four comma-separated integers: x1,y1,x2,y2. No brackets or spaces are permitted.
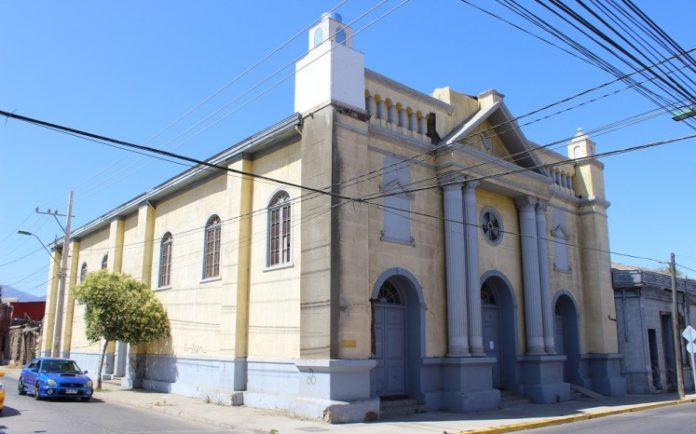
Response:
83,370,88,374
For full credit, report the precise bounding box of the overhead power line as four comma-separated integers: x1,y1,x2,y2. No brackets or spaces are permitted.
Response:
464,0,696,130
0,109,360,203
364,132,696,200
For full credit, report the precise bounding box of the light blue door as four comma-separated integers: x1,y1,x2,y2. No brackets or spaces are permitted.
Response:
482,305,500,388
554,315,565,356
374,303,406,396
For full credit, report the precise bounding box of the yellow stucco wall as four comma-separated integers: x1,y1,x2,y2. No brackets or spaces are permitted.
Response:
119,214,140,277
147,172,236,358
365,135,448,358
70,227,110,354
247,141,302,359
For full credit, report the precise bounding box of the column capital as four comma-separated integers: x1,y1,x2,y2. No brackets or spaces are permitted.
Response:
464,179,480,191
536,199,549,212
438,172,466,188
514,196,538,211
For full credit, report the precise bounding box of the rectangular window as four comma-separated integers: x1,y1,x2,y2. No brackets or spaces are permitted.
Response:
270,208,280,265
381,155,414,245
282,204,291,263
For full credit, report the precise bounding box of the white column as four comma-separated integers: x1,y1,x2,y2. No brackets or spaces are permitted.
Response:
515,196,545,354
463,181,484,355
536,201,555,353
440,174,469,356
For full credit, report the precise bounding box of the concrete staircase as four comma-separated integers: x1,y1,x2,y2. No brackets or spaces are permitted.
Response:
380,398,427,418
498,390,532,408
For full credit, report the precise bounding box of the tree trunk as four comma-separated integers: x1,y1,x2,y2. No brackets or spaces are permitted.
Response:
97,340,109,390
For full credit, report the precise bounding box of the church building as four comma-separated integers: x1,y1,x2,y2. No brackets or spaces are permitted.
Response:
42,13,625,422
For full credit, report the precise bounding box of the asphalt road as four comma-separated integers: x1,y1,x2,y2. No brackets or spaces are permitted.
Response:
1,376,232,434
521,402,696,434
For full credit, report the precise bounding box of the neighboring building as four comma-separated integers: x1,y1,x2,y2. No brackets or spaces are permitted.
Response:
43,13,624,422
1,300,45,363
0,303,12,363
612,264,696,394
10,301,46,322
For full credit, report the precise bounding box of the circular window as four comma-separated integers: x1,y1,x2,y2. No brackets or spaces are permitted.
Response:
480,207,503,245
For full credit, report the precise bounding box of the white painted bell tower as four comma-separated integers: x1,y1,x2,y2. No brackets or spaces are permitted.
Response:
294,13,365,114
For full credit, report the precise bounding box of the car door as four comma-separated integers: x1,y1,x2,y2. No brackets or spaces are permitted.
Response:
23,360,39,388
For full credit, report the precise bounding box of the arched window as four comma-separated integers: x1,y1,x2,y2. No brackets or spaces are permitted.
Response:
101,253,108,270
267,191,291,267
377,280,402,304
158,232,173,288
203,215,221,279
335,27,346,45
313,27,324,48
80,263,87,283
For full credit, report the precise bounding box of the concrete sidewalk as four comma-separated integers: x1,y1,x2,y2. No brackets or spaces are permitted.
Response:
6,366,696,433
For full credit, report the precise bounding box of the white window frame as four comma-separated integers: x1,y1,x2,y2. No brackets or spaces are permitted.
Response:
158,232,173,288
202,215,222,280
266,191,292,269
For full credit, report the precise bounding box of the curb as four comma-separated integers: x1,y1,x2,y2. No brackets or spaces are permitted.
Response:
95,388,241,431
448,397,696,434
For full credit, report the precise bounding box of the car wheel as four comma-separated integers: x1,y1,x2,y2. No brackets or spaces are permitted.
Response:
18,377,26,395
34,382,42,400
80,396,91,402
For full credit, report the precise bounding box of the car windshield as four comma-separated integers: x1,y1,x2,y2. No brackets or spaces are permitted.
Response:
40,360,82,374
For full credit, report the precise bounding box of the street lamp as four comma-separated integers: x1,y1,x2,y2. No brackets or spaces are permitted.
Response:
18,220,72,358
17,230,58,264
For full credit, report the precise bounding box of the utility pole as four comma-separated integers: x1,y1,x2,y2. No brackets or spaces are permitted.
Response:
49,191,73,358
671,252,685,399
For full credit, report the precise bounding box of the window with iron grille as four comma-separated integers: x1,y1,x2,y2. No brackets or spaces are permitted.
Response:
268,192,291,267
159,232,173,287
203,215,221,279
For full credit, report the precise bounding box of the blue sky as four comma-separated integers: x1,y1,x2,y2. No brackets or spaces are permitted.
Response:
1,0,694,296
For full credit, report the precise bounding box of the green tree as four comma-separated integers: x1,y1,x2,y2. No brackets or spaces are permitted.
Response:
656,265,684,277
73,270,170,389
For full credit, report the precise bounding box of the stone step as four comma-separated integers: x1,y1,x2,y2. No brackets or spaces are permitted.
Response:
498,391,531,408
569,383,604,400
102,376,123,386
380,398,426,418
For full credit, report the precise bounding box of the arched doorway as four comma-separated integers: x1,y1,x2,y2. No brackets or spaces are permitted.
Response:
481,273,517,390
371,269,424,399
554,293,581,384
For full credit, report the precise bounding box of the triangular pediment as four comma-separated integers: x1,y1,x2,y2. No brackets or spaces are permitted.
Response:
441,99,546,174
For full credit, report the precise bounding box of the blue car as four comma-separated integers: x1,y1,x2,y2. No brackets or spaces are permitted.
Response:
18,357,93,401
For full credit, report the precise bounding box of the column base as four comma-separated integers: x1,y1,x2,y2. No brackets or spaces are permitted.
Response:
123,351,145,389
440,357,500,411
245,358,379,423
580,353,626,396
233,356,248,391
518,354,570,403
104,351,115,376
